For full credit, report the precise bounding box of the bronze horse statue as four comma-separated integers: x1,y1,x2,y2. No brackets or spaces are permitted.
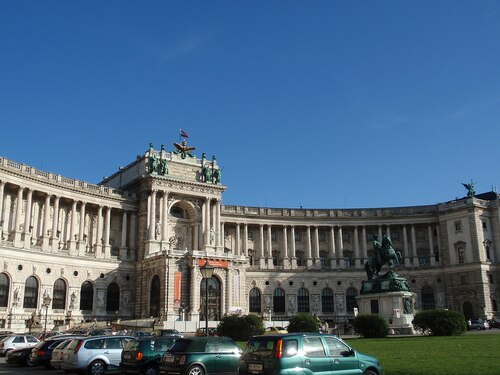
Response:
365,235,403,280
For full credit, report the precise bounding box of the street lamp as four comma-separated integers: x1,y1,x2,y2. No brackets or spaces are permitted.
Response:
42,295,52,340
200,260,214,337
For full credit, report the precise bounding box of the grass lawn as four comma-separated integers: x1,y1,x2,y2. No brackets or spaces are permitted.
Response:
345,333,500,375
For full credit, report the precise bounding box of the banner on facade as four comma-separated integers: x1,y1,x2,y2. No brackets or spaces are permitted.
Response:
198,259,228,268
174,272,182,308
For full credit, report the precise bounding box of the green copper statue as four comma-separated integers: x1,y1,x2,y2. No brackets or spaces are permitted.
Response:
462,180,476,197
365,235,403,280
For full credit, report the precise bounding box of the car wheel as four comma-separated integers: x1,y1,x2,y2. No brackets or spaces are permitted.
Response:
363,370,378,375
476,326,481,330
187,364,205,375
88,360,106,375
144,365,158,375
26,357,36,367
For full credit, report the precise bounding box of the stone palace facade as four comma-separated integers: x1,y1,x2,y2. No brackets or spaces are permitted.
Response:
0,143,498,332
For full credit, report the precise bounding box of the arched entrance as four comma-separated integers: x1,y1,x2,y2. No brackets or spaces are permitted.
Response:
463,301,473,320
200,276,221,321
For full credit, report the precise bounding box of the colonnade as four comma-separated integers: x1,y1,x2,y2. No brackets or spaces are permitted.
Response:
221,221,441,270
0,181,136,260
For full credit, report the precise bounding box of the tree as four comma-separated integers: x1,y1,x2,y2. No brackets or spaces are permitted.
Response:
287,313,319,333
352,314,388,338
412,309,467,336
218,314,265,341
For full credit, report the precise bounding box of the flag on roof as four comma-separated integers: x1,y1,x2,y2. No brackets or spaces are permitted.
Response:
180,129,189,138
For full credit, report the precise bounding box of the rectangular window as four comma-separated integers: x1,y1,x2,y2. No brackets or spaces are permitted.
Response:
482,221,487,230
295,232,301,241
248,231,253,240
367,233,374,241
342,232,350,242
319,232,326,242
417,230,426,241
391,231,399,241
455,221,462,232
370,300,379,314
271,232,277,242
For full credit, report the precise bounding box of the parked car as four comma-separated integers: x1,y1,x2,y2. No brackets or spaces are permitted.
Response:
239,333,382,375
31,335,85,368
50,338,81,370
0,334,39,357
61,335,133,375
158,329,183,337
160,337,241,375
488,319,500,329
263,327,288,335
194,328,220,337
121,336,178,375
468,319,489,330
5,347,36,367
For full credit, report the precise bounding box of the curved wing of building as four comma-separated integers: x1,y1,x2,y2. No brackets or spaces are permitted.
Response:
0,145,497,332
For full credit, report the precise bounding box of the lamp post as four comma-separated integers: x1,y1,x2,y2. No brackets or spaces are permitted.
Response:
200,260,214,336
42,295,52,340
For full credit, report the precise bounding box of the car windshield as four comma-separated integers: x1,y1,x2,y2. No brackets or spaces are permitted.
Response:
245,337,277,357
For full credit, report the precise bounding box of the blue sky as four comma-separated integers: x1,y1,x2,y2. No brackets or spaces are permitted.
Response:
1,1,499,209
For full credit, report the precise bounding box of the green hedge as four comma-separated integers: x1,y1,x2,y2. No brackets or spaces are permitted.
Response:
352,314,388,338
412,309,467,336
287,313,320,333
217,314,265,341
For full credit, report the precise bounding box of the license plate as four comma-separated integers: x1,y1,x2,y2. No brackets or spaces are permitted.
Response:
123,354,131,360
248,363,263,373
163,355,175,363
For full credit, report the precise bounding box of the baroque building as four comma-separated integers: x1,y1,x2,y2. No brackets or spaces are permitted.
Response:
0,143,498,332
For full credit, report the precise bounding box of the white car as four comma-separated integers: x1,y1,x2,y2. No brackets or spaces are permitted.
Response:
0,334,40,356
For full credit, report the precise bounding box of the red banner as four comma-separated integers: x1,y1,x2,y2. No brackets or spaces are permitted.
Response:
174,272,182,308
198,259,228,268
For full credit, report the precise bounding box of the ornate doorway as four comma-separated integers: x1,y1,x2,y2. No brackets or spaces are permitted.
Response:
200,276,221,321
463,301,473,320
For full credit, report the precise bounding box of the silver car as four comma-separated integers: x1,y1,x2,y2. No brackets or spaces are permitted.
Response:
61,335,133,375
0,334,39,356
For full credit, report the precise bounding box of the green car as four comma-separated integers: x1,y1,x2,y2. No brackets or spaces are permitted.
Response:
121,336,178,375
160,337,241,375
239,333,382,375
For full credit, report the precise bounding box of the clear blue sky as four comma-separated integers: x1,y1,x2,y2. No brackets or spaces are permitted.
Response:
1,1,499,209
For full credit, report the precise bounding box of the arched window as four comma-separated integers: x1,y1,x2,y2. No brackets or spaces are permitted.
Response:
249,288,261,313
80,281,94,310
273,288,285,313
297,288,309,312
492,299,498,312
23,276,38,308
106,282,120,312
321,288,334,313
346,287,358,313
150,275,161,317
53,278,67,309
0,273,9,307
421,286,435,310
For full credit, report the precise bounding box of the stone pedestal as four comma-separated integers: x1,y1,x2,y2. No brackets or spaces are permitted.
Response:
358,271,416,334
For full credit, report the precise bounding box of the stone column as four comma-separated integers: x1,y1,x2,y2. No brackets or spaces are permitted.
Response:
361,226,367,263
69,200,78,255
267,224,272,266
314,226,320,260
329,226,336,268
243,224,248,256
0,181,5,235
225,268,232,315
411,225,417,264
435,225,441,265
149,190,157,241
306,226,312,267
205,198,211,247
13,186,24,246
189,264,200,321
78,202,86,256
201,199,206,245
386,225,391,238
259,224,266,268
194,223,199,250
41,194,51,251
103,206,111,259
378,226,383,240
129,213,137,260
95,205,103,258
161,192,169,244
290,226,297,268
282,225,289,269
428,224,435,266
216,200,221,248
354,226,361,268
23,188,33,248
50,196,60,251
403,225,410,266
336,226,343,262
120,210,128,259
235,223,241,256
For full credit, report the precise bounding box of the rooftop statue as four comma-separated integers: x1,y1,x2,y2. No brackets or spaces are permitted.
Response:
462,180,476,197
173,140,196,159
365,235,403,280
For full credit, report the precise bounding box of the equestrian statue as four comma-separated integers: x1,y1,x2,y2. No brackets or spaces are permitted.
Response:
365,235,403,280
